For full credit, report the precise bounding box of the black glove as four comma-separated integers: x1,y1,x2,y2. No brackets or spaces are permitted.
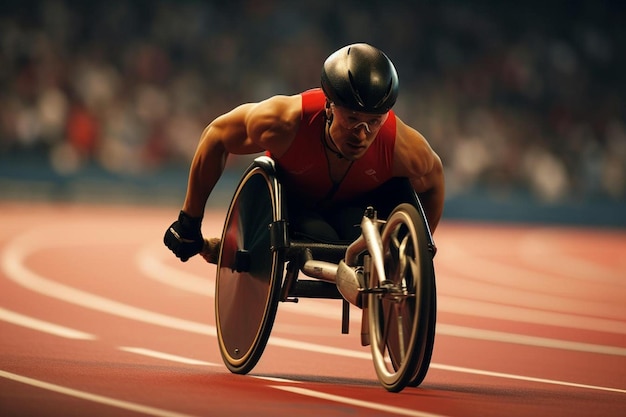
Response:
164,211,204,262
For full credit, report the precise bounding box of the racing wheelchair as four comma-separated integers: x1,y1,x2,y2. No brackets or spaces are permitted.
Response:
205,156,437,392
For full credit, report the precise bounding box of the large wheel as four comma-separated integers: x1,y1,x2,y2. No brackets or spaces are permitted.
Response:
368,203,436,392
215,161,284,374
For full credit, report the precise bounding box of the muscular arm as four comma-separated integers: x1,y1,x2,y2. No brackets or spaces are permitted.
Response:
392,118,445,233
182,95,301,218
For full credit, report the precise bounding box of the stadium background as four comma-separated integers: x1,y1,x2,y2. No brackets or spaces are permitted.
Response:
1,0,624,226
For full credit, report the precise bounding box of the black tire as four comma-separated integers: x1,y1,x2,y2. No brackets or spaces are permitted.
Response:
368,203,436,392
215,162,284,374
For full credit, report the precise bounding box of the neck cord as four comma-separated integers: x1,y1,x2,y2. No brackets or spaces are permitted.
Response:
321,122,353,193
323,122,345,159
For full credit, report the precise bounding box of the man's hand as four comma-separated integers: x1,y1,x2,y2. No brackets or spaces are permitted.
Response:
164,211,203,262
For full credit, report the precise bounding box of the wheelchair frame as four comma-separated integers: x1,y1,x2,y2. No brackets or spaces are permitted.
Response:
211,156,437,392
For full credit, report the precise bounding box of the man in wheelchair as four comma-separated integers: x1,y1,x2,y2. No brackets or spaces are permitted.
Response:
164,43,444,262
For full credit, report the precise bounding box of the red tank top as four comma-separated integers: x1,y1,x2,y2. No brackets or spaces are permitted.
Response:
269,88,396,208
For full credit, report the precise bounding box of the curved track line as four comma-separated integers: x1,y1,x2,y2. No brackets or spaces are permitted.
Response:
136,246,214,295
118,347,221,366
0,370,199,417
442,243,623,317
437,295,626,335
434,364,626,394
0,307,96,340
438,324,626,356
518,230,626,285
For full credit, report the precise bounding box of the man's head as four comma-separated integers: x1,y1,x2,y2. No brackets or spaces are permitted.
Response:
321,43,399,115
320,44,398,160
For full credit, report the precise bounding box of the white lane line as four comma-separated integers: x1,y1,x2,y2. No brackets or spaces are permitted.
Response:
434,364,626,394
438,295,626,335
437,323,626,356
4,232,626,394
442,243,624,317
0,370,200,417
118,347,220,366
518,229,626,286
136,246,213,296
271,385,449,417
251,376,302,384
0,306,96,340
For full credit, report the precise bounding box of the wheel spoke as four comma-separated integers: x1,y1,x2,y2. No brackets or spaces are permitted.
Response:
394,301,406,361
398,232,409,288
381,296,393,353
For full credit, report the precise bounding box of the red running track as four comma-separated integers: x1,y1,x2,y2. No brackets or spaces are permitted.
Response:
0,202,624,416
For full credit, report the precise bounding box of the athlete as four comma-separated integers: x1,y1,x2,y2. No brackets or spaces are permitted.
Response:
164,43,445,262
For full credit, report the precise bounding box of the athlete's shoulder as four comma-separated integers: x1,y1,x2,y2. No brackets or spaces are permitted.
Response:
392,116,438,178
248,94,302,124
245,94,302,156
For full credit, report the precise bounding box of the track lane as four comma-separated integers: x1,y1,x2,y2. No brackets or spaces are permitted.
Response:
1,202,624,416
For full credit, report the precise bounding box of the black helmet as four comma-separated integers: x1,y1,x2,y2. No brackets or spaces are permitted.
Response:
321,43,399,114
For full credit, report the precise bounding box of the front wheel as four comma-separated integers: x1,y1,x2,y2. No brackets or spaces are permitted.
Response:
368,203,436,392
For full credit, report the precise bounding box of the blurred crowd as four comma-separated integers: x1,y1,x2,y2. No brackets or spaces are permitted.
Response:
1,0,624,202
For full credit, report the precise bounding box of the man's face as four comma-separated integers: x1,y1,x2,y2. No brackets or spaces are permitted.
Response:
329,103,389,160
